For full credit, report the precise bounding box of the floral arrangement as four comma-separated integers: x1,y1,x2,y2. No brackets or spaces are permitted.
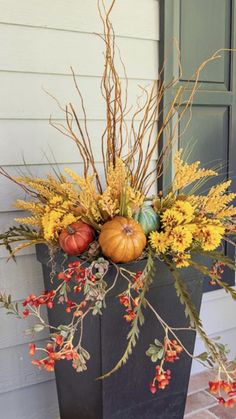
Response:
0,0,236,408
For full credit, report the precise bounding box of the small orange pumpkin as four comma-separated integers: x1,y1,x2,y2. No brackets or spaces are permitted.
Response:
99,216,146,263
59,221,94,256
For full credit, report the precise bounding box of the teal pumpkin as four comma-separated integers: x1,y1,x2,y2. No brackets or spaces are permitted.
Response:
133,205,160,235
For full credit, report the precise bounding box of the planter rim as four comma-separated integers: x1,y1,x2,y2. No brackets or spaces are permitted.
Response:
36,243,203,294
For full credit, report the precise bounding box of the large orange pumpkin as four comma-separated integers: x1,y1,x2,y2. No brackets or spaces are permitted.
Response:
59,221,94,256
99,216,146,263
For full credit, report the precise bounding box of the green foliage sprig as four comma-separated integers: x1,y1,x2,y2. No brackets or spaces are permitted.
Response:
0,292,21,318
166,260,228,370
0,225,43,259
190,259,236,300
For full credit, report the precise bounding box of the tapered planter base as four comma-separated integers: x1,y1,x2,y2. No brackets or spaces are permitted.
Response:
36,244,203,419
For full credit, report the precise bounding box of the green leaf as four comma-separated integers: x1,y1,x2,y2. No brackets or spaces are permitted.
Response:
146,346,157,356
59,283,67,296
0,293,21,318
146,341,164,363
58,325,70,331
33,324,44,332
80,347,90,360
151,354,159,363
196,352,208,361
157,347,164,359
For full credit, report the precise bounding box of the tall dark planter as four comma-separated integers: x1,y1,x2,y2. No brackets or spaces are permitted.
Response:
36,244,203,419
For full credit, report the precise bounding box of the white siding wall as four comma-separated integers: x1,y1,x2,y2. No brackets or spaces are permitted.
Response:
0,1,160,418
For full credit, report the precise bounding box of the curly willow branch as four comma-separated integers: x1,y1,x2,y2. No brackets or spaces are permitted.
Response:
41,0,234,196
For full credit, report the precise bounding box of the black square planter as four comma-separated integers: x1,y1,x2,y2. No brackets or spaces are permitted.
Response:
36,244,203,419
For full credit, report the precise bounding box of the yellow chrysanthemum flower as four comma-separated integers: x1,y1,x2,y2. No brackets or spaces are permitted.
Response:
149,231,170,254
173,253,191,268
170,226,193,252
195,222,225,251
161,209,184,229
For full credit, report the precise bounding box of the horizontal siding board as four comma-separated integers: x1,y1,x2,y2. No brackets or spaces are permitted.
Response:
0,72,155,119
0,242,35,259
0,340,55,393
0,119,158,165
0,254,44,299
199,291,236,335
0,119,106,165
0,0,159,41
0,210,27,230
0,303,49,350
0,24,158,79
0,380,59,419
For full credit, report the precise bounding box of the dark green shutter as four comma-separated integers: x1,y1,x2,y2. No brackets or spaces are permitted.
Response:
160,0,236,291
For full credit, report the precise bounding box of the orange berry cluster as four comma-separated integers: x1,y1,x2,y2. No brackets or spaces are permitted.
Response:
165,339,183,362
150,338,183,395
29,336,80,372
209,380,236,408
57,261,96,314
58,261,96,284
119,293,139,323
132,271,144,291
22,290,56,316
118,271,144,322
150,366,171,394
209,261,225,285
